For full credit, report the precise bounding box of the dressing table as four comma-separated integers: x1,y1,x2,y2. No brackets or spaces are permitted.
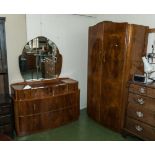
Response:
11,36,80,136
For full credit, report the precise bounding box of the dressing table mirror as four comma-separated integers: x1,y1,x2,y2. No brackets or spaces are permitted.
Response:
10,36,80,136
19,36,62,80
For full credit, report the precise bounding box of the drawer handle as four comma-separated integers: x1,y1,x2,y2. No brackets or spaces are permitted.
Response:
139,87,145,94
135,125,143,132
136,111,144,118
137,98,144,105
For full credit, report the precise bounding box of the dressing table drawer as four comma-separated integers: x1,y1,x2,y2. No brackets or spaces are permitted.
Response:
17,92,79,116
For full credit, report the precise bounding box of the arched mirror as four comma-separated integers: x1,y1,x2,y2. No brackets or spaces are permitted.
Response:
19,36,62,80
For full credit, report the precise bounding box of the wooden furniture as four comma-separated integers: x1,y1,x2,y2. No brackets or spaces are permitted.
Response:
0,134,12,141
11,78,80,136
0,95,14,137
0,17,14,137
87,21,149,132
124,81,155,140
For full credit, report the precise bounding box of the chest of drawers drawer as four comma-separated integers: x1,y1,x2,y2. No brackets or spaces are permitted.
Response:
0,105,12,115
129,83,155,98
0,95,14,137
0,124,13,134
125,117,155,140
0,114,12,125
127,103,155,126
129,84,147,95
128,93,155,111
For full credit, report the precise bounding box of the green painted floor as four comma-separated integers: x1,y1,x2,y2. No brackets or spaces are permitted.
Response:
15,109,140,141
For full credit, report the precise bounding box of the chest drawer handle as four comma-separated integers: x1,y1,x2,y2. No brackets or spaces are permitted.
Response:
136,111,144,118
135,125,143,132
137,98,144,105
139,87,145,94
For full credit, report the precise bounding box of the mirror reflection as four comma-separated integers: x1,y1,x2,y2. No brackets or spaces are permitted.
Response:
19,36,62,80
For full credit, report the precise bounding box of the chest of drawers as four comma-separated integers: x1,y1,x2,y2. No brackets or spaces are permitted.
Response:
0,95,14,137
11,78,80,136
124,81,155,140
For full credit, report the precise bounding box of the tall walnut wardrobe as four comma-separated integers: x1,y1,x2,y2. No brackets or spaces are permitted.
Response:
87,21,149,132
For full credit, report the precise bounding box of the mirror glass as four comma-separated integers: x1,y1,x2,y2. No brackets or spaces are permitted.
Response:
19,36,62,80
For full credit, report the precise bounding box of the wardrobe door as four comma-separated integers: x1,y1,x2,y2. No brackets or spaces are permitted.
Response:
100,22,128,131
87,23,103,121
128,25,149,78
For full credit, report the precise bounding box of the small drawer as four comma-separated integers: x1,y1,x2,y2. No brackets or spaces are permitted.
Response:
0,124,13,134
0,105,12,115
125,117,155,140
128,93,146,105
129,84,147,95
127,103,155,126
67,83,78,92
128,93,155,111
61,79,78,92
52,83,68,95
31,87,49,98
0,115,12,125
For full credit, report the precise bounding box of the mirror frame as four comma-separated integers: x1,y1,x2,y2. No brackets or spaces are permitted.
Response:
19,36,62,81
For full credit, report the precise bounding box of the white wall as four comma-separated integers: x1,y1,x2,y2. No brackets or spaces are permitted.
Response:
0,14,27,85
26,14,96,109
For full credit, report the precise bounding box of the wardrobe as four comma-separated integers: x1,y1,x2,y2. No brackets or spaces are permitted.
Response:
87,21,149,132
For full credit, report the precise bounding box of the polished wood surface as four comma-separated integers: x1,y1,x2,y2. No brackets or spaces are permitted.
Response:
11,78,80,136
87,21,149,132
87,23,103,122
124,81,155,140
100,22,128,131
